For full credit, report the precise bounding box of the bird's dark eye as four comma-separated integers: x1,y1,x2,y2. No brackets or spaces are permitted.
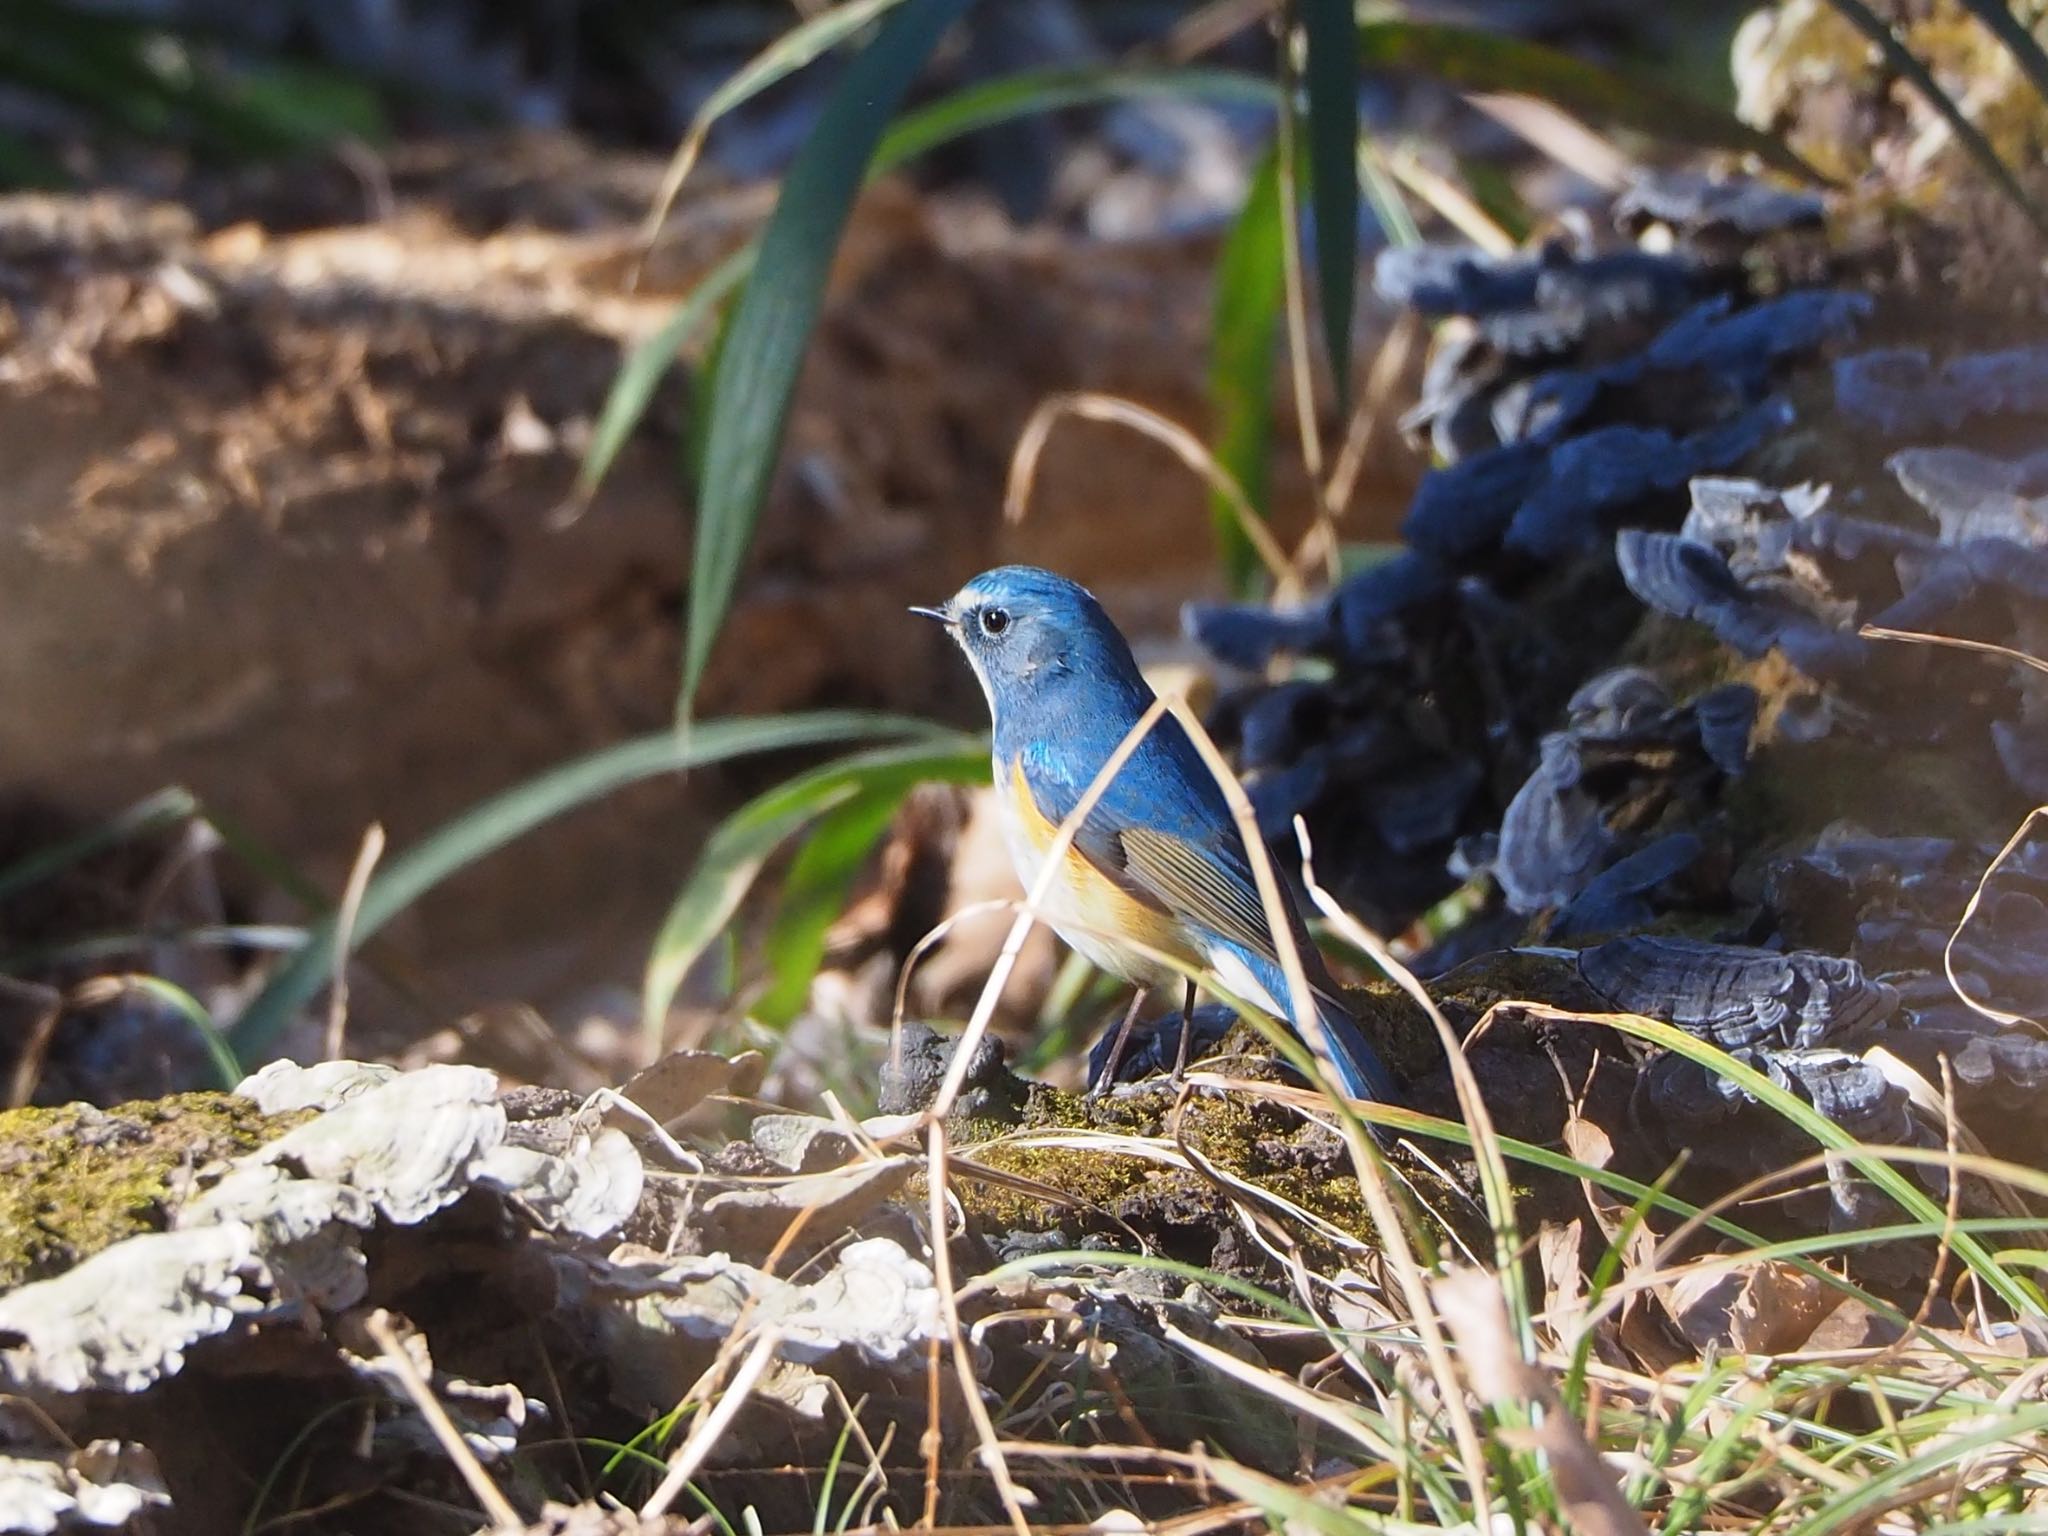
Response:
978,606,1011,637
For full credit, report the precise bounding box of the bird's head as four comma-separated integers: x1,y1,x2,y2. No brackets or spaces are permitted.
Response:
912,565,1121,719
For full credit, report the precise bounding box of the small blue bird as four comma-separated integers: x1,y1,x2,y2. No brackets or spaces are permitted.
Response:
914,565,1401,1104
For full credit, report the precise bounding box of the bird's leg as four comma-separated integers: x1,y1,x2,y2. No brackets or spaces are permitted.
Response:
1169,978,1198,1081
1088,987,1149,1096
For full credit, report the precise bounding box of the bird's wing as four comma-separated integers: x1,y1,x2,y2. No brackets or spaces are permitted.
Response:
1018,723,1332,983
1116,825,1278,965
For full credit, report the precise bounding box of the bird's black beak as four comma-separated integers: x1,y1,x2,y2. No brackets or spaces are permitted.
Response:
908,604,954,626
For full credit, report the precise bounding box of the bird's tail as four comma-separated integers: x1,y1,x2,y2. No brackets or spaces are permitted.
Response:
1309,991,1404,1107
1222,944,1404,1106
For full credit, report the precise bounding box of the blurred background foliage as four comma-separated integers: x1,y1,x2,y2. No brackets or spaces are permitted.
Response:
0,1,1756,188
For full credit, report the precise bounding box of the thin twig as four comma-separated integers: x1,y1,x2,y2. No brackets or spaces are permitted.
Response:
1004,392,1296,593
640,1327,784,1519
363,1310,523,1533
1273,42,1327,483
1321,310,1419,541
3,977,62,1108
325,823,385,1062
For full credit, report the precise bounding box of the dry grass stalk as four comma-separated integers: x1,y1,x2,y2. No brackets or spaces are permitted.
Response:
1004,392,1297,594
1434,1267,1650,1536
640,1326,785,1519
325,821,385,1062
1163,700,1497,1516
1271,62,1327,487
363,1309,523,1533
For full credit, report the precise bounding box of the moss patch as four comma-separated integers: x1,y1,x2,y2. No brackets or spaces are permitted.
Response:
0,1092,307,1288
949,1064,1475,1280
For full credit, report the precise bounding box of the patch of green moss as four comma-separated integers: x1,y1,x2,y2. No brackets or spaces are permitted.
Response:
948,1061,1480,1279
0,1092,308,1289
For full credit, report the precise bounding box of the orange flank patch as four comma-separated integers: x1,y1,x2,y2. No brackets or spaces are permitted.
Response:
1004,756,1195,982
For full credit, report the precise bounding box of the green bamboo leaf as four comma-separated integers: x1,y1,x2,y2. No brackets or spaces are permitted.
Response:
1301,0,1360,416
0,786,198,905
230,710,945,1056
874,64,1276,168
1357,20,1823,181
751,787,913,1031
682,0,977,723
1818,0,2048,236
752,746,988,1026
1208,150,1285,597
583,61,1275,534
641,739,984,1042
575,246,755,507
641,787,851,1042
642,0,912,247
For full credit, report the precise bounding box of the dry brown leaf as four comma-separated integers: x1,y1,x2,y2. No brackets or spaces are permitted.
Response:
1538,1220,1588,1349
1433,1268,1651,1536
617,1048,764,1128
1667,1259,1837,1355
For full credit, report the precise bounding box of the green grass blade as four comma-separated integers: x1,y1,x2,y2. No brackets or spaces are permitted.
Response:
813,1411,860,1536
229,711,944,1056
576,246,755,507
0,786,198,905
1783,1404,2048,1536
640,738,981,1042
1591,1012,2040,1315
1817,0,2048,236
681,0,975,724
1357,19,1822,180
874,64,1277,169
1563,1167,1674,1416
1359,139,1421,247
1301,0,1360,416
123,974,242,1089
1199,1455,1381,1533
1208,149,1286,598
